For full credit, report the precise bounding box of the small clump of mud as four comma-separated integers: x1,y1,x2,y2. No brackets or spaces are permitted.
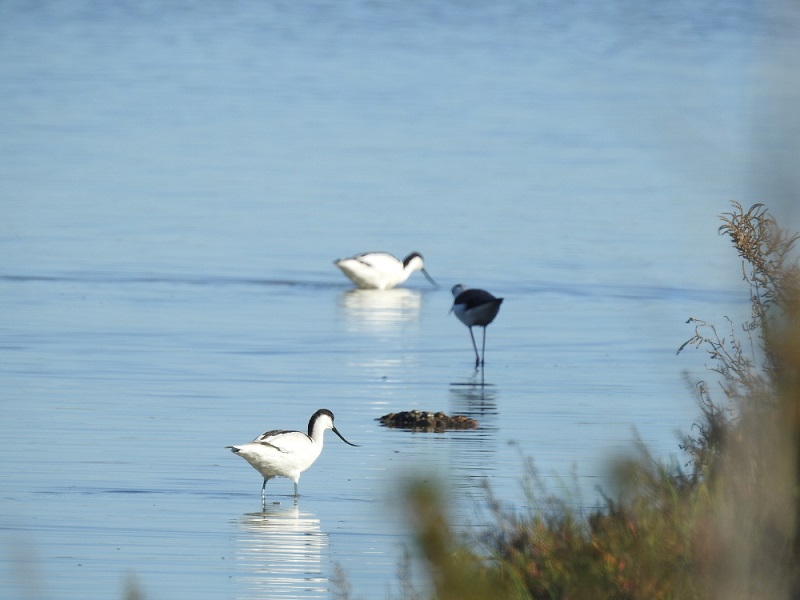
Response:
377,410,478,432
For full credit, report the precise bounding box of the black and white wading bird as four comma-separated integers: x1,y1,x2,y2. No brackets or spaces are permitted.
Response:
227,409,358,505
334,251,438,290
450,284,504,367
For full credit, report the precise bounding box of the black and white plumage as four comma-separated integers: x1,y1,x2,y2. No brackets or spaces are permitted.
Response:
450,284,504,367
334,251,438,290
227,409,358,505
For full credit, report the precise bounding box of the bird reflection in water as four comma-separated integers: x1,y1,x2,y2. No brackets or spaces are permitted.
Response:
452,359,496,388
236,504,329,599
439,381,499,498
450,375,498,419
338,288,422,333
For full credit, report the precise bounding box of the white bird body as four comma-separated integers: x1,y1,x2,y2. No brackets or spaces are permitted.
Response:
227,409,358,504
450,284,504,366
334,251,437,290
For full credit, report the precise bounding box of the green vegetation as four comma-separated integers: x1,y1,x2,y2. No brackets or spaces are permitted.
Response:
378,202,800,600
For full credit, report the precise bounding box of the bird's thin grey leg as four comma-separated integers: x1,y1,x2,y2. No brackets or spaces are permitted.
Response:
481,327,487,365
293,482,298,498
261,479,267,509
468,327,480,367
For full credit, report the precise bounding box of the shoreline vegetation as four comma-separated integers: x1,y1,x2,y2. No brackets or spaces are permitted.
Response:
344,202,799,600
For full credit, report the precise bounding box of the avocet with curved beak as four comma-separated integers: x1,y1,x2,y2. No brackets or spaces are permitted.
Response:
334,251,438,290
450,284,504,367
227,409,358,504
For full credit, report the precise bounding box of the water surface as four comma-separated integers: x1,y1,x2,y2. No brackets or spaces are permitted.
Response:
2,1,798,598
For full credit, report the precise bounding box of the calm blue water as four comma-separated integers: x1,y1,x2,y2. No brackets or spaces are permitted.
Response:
2,1,799,598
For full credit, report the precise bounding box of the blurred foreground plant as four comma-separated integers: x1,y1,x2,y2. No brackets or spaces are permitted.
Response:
391,203,800,600
682,203,800,598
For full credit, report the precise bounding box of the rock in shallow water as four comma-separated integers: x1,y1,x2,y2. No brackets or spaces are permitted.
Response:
377,410,478,432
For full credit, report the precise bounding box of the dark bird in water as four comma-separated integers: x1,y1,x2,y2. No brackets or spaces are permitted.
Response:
450,284,504,367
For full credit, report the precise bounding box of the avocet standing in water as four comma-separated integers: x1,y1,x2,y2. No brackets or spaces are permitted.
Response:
227,409,358,505
334,251,438,290
450,284,504,367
